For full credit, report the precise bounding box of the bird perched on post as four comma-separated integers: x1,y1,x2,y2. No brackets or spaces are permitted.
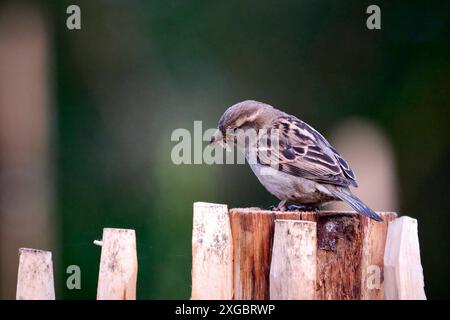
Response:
210,100,383,221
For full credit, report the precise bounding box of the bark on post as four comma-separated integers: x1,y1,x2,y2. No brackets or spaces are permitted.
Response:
16,248,55,300
270,219,317,299
229,208,274,300
96,228,138,300
384,217,426,300
315,211,396,300
192,204,400,300
191,202,233,300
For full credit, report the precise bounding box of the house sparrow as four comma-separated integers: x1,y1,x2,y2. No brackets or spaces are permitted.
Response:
210,100,383,222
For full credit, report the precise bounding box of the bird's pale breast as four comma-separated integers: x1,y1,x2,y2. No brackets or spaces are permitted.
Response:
249,162,338,204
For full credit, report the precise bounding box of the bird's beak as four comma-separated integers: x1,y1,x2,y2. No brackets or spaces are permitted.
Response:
210,129,223,145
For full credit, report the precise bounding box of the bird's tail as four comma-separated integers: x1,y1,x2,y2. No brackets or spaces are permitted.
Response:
327,186,384,222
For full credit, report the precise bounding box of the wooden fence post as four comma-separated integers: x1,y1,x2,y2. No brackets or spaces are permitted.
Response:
270,220,317,300
190,204,428,300
384,217,426,300
16,248,55,300
229,209,397,300
191,202,233,299
229,208,275,299
96,228,138,300
314,211,396,299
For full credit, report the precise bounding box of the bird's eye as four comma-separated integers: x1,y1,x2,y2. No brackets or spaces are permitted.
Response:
232,127,238,132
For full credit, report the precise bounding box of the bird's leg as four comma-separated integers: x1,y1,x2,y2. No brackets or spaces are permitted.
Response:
286,203,320,212
270,200,287,211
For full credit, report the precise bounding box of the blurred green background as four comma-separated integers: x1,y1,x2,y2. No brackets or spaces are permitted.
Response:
0,0,449,299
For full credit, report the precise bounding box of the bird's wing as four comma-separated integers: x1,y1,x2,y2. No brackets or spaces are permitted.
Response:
256,115,358,187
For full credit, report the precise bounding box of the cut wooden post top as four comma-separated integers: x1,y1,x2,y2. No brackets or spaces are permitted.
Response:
18,248,52,255
229,208,397,224
273,219,317,227
102,227,136,233
194,203,397,218
230,208,397,216
194,202,228,209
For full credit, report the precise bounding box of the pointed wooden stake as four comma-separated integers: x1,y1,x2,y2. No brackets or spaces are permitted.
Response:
384,217,426,300
191,202,233,299
96,228,138,300
16,248,55,300
270,219,317,299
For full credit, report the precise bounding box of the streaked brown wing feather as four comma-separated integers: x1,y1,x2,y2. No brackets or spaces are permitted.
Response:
257,115,358,187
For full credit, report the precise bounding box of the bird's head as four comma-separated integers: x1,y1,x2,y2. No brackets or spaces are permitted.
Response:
210,100,281,147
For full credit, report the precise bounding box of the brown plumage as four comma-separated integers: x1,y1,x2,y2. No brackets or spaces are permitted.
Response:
211,100,383,221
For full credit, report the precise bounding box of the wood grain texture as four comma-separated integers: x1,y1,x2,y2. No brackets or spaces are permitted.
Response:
229,209,320,299
230,208,274,300
314,211,397,300
96,228,138,300
229,209,396,300
315,213,363,299
16,248,55,300
191,202,233,300
270,219,317,299
384,217,426,300
360,212,397,299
